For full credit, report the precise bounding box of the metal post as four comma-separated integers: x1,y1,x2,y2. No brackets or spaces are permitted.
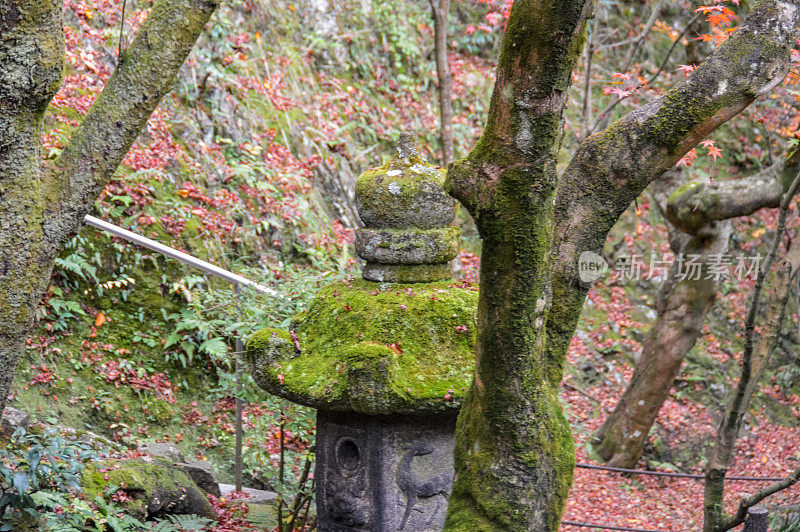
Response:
82,215,276,495
743,507,769,532
234,283,244,493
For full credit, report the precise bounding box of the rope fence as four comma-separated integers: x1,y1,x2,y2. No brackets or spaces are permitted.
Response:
560,460,795,530
562,520,672,532
574,462,787,482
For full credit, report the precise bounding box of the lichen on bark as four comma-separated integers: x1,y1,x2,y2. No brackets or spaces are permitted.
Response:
0,0,218,416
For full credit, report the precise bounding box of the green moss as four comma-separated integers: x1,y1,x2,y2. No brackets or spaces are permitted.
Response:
444,496,497,531
82,458,201,518
354,155,454,229
245,279,478,415
355,155,444,201
668,180,702,203
446,383,574,531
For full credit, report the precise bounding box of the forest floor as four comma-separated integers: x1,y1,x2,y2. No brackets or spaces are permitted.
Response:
559,272,800,531
562,362,800,530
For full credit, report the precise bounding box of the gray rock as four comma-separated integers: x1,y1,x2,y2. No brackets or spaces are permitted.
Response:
219,483,277,505
60,426,121,451
1,407,29,435
140,442,185,463
179,460,221,497
361,262,453,283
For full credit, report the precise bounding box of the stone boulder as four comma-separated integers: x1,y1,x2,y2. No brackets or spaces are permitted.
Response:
82,458,215,520
179,460,221,498
139,442,185,462
1,407,29,436
219,483,277,505
139,442,220,498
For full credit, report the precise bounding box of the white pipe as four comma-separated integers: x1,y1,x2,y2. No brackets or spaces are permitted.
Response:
84,215,279,297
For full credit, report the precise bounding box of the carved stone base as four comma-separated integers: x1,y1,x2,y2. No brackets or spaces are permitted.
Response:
315,410,457,532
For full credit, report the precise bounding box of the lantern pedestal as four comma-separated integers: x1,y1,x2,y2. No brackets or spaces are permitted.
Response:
316,410,457,532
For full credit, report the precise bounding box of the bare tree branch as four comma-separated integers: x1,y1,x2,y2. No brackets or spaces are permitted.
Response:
665,149,800,232
429,0,455,167
591,12,703,135
620,0,668,75
721,466,800,530
592,0,667,133
547,0,800,385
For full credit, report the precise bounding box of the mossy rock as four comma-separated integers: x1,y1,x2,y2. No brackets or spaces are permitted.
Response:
81,458,215,520
355,156,455,229
245,279,479,415
355,227,460,265
362,262,454,283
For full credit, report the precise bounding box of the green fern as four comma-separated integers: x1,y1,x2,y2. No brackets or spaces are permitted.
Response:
199,337,229,361
151,514,216,531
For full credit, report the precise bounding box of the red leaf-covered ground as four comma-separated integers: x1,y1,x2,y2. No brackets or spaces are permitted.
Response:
560,279,800,531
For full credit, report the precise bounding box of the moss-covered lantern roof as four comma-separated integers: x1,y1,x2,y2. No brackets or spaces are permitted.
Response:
245,134,478,415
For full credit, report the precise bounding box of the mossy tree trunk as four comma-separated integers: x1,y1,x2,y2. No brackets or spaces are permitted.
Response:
445,1,800,530
595,153,800,468
0,0,218,416
0,0,65,422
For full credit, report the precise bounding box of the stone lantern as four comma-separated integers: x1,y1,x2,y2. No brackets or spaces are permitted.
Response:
245,134,478,531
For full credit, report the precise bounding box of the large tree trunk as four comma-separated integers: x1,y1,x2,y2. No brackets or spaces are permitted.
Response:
0,0,65,417
444,1,593,528
445,1,800,529
0,0,218,416
595,220,731,467
429,0,454,167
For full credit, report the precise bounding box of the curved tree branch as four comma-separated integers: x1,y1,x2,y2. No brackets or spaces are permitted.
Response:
594,148,800,468
44,0,219,255
546,0,800,373
720,465,800,530
591,0,668,133
666,149,800,232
